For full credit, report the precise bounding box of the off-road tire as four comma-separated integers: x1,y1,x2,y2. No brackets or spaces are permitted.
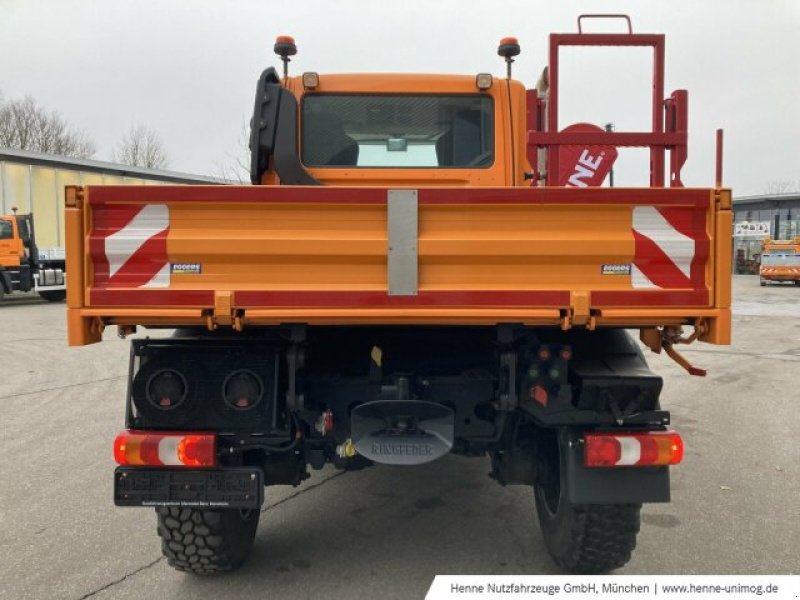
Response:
38,290,66,302
535,493,640,573
156,506,260,574
760,278,766,287
533,431,640,573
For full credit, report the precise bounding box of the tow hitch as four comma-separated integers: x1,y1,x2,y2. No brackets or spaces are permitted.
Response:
350,400,454,465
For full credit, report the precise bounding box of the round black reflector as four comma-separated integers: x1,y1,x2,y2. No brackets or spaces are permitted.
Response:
223,370,263,411
146,369,188,410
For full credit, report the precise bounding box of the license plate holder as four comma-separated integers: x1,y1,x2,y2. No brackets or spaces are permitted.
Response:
114,467,263,509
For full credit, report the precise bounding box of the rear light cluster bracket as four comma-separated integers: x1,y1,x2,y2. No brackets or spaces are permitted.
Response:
562,428,673,504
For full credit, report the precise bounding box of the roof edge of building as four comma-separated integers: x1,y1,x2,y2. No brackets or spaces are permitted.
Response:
0,147,232,184
733,193,800,205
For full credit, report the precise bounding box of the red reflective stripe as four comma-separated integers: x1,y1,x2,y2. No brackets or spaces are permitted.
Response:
86,185,712,207
88,186,387,205
593,289,707,306
91,204,170,288
657,206,709,288
90,289,215,306
632,206,709,291
656,206,698,240
632,230,693,288
91,204,148,286
106,229,169,288
88,287,710,308
88,289,571,307
235,290,570,307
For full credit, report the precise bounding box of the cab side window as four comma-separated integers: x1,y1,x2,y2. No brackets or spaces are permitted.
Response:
0,219,13,240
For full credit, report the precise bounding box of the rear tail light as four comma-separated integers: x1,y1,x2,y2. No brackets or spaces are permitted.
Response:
584,431,683,467
114,431,217,467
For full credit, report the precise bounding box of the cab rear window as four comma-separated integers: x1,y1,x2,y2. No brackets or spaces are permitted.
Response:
302,95,494,168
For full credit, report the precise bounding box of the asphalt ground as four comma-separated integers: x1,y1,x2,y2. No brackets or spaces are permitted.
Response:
1,275,798,599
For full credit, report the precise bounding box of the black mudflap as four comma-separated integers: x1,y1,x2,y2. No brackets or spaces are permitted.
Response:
350,400,454,465
561,430,670,504
114,467,263,509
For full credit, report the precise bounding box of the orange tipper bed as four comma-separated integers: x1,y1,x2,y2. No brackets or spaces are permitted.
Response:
65,184,731,345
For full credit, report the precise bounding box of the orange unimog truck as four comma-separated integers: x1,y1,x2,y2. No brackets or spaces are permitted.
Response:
66,16,731,575
0,209,66,302
759,237,800,285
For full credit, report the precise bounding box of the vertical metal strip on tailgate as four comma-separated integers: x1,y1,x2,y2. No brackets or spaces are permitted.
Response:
387,189,418,296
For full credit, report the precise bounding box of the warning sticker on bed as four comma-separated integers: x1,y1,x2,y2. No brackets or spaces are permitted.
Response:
170,263,202,275
601,264,632,275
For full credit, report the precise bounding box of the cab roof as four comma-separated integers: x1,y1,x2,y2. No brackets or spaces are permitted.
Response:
288,73,517,94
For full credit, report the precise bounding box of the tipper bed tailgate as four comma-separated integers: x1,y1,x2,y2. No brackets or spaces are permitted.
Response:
66,185,731,345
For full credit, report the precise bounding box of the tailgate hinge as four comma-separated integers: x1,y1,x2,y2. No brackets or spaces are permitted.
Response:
562,291,597,331
205,291,245,331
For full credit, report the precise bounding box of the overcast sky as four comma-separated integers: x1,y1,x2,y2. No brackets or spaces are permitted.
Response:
1,0,798,195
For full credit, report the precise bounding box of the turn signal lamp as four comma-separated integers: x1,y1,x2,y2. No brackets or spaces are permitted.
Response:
114,431,217,467
475,73,493,90
584,431,683,468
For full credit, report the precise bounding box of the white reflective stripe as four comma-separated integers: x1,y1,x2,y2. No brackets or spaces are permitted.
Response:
141,262,170,288
630,264,657,289
615,437,641,466
104,204,169,278
158,437,183,465
632,206,694,279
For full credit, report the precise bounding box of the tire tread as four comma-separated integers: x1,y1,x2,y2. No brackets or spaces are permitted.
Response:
155,506,258,575
548,503,640,573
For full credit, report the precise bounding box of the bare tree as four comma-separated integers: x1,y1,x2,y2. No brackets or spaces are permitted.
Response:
212,119,251,183
113,125,169,169
0,94,96,158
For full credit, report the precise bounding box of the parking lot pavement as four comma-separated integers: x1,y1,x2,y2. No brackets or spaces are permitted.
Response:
0,275,798,600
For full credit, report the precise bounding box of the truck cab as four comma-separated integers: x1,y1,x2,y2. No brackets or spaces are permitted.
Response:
0,210,66,302
255,72,527,188
759,237,800,285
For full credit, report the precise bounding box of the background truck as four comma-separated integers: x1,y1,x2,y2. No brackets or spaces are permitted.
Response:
67,16,731,575
0,208,66,301
0,148,228,303
759,237,800,285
